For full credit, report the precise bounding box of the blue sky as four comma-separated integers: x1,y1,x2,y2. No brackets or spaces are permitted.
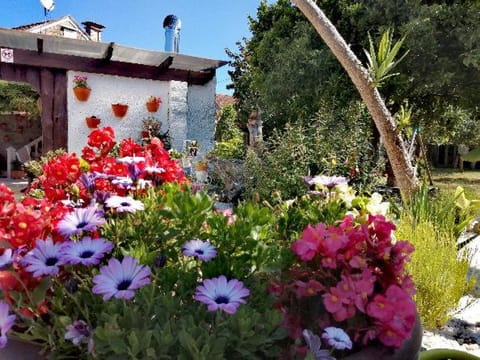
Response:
2,0,272,94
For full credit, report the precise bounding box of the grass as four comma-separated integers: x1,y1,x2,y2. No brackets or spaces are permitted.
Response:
430,168,480,200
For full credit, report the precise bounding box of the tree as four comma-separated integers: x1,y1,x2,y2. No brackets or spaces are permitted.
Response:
289,0,417,196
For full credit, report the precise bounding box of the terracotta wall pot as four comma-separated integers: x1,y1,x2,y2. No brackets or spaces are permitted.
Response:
85,116,101,129
10,170,26,179
73,87,91,101
146,101,160,112
112,104,128,118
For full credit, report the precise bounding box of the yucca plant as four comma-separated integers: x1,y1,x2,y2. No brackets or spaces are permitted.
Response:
364,29,409,87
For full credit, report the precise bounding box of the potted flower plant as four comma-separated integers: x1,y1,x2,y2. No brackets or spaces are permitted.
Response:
85,116,101,129
141,116,162,139
146,96,162,112
72,75,91,101
111,103,129,118
10,159,25,179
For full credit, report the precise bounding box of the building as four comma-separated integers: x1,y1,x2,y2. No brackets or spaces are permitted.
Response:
0,15,226,177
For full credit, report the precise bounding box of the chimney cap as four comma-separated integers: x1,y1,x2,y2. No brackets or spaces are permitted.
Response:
82,21,105,31
163,15,181,30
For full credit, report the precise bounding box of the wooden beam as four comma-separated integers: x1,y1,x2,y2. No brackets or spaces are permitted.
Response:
7,48,215,85
102,42,114,62
157,56,173,72
36,38,43,54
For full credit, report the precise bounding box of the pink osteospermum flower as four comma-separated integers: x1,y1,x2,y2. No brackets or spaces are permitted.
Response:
194,275,250,314
92,256,151,300
0,301,15,349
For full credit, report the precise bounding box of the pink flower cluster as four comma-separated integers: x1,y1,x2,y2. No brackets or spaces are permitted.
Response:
273,214,416,351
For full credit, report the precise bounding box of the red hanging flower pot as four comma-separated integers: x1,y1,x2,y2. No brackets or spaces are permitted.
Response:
112,103,129,118
86,116,101,129
73,87,91,101
146,96,161,112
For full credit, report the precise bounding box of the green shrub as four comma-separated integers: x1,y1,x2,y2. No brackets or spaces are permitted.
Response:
396,186,476,329
243,101,383,202
212,138,245,159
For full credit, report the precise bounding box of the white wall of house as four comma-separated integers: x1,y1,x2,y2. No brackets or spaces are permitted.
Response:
67,71,216,156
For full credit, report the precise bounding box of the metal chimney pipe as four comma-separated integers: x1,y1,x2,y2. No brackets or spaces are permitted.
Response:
163,15,181,53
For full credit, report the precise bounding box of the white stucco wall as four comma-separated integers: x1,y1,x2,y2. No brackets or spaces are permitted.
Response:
187,78,216,155
67,71,216,156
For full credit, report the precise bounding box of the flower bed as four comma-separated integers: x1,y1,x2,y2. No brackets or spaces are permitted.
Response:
0,128,418,359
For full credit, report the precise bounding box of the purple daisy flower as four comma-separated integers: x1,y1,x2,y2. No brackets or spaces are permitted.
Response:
322,327,352,350
302,329,335,360
92,256,151,300
116,156,145,164
144,165,165,174
304,175,348,189
194,275,250,314
111,176,134,188
0,249,13,269
182,239,217,262
60,236,114,266
0,301,16,349
57,206,106,238
22,238,65,277
105,195,145,213
65,320,93,353
79,172,98,192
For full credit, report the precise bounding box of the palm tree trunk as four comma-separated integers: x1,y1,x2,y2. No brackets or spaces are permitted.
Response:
291,0,418,197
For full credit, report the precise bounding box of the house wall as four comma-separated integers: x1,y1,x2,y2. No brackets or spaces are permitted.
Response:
187,79,216,155
67,71,216,156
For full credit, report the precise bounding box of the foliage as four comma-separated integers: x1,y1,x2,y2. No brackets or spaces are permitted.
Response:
243,102,383,202
364,29,409,88
211,138,245,159
395,186,476,329
227,0,480,144
213,104,245,159
0,81,40,119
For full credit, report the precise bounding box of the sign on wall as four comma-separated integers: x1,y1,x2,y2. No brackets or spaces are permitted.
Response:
0,48,14,63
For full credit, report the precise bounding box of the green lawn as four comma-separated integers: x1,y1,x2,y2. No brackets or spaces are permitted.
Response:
431,168,480,199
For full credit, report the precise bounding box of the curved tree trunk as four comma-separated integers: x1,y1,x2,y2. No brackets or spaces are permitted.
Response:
291,0,418,197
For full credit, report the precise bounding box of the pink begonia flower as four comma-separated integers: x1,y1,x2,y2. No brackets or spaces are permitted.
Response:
391,240,415,271
321,256,337,269
378,325,406,348
368,214,396,242
323,287,356,321
292,223,327,261
336,275,355,300
294,279,323,298
322,226,349,255
366,294,395,322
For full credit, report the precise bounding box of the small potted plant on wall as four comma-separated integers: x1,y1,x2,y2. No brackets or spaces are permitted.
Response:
146,96,162,112
10,159,25,179
72,75,91,101
85,116,101,129
112,103,129,118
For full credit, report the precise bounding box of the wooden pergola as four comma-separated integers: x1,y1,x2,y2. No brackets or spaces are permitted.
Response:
0,28,226,152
